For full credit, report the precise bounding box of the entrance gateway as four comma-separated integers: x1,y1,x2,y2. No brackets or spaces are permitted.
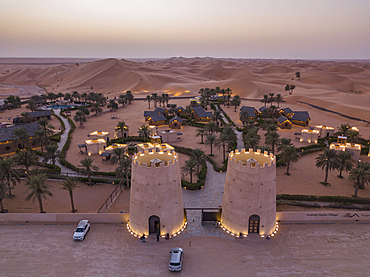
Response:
249,214,260,234
149,215,160,234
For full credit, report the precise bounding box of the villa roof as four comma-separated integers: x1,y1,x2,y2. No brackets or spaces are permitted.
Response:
154,107,167,114
0,123,40,142
279,107,293,114
144,111,157,117
292,111,311,122
240,106,257,117
258,106,268,112
149,114,166,122
276,116,290,124
192,106,212,118
169,116,184,123
175,106,185,111
29,110,52,118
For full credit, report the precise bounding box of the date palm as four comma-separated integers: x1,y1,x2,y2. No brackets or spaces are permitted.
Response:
144,95,151,109
79,157,99,186
37,117,55,136
335,123,350,136
43,144,61,170
33,129,49,152
115,158,132,188
116,121,128,143
90,103,103,115
215,133,228,162
337,151,353,178
316,148,340,185
151,93,158,108
118,94,126,106
275,94,283,108
12,127,29,150
346,130,362,144
74,110,86,126
205,121,218,135
26,100,37,112
181,159,197,184
107,100,118,111
25,172,53,213
138,125,150,141
281,146,298,175
61,178,79,213
125,91,134,104
110,147,128,165
0,181,13,212
192,148,205,174
277,138,293,153
231,95,241,112
348,161,370,197
15,149,37,172
21,112,31,123
0,157,21,196
265,131,280,154
195,128,206,144
205,134,216,156
261,94,269,107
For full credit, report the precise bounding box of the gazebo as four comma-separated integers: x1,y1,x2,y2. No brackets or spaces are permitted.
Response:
89,131,110,142
85,138,106,156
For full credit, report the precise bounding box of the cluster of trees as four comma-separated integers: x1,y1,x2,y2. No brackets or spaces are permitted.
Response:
260,93,283,108
144,93,169,109
4,95,21,108
315,148,370,197
197,87,232,109
181,148,206,184
285,84,296,95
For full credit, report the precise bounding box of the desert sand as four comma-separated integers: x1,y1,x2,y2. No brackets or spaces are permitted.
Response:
1,57,370,214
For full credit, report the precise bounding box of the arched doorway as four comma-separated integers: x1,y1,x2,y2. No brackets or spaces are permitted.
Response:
149,215,160,235
248,214,260,234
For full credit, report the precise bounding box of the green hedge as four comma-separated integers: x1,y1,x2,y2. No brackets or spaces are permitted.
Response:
52,111,66,131
108,136,149,145
49,134,61,142
78,177,115,184
277,194,370,204
60,159,79,172
217,104,235,126
198,160,207,180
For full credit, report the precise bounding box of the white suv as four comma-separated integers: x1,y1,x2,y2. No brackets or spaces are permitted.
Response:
169,247,184,271
73,220,90,241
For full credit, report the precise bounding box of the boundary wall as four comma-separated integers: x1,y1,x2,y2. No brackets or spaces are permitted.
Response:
277,211,370,222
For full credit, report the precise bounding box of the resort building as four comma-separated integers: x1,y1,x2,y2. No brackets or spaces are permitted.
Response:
221,149,276,237
13,110,52,125
114,126,129,139
291,111,311,127
191,106,212,122
239,106,257,119
258,106,268,114
329,136,361,161
278,107,293,118
148,125,158,136
276,116,292,129
100,143,128,161
129,146,185,237
175,106,186,116
190,96,201,106
159,129,182,143
300,128,319,143
0,123,40,154
85,138,106,156
169,116,185,129
315,125,335,138
148,114,166,126
89,131,110,142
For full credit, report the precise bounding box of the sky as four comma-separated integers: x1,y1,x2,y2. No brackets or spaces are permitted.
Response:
1,0,370,59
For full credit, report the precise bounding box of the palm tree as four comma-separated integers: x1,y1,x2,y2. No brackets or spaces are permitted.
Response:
26,100,37,112
79,106,91,116
316,148,340,184
346,130,362,144
37,117,55,136
138,125,150,141
151,93,158,108
231,95,241,112
0,181,13,212
215,133,228,162
25,172,53,213
295,71,301,80
12,127,29,150
225,88,232,107
337,151,353,178
0,157,20,196
212,110,223,125
289,85,296,95
43,144,61,170
195,128,206,144
205,121,218,135
348,161,370,197
33,129,49,152
285,84,290,94
145,95,151,109
281,146,298,175
116,121,128,143
275,94,283,108
110,147,128,165
21,112,31,123
61,178,79,213
335,123,350,136
79,157,99,186
265,131,280,154
72,91,80,102
107,100,118,111
118,94,126,106
268,93,275,107
240,111,250,127
192,148,205,174
90,103,103,115
115,158,132,188
15,149,37,172
81,92,87,104
181,159,197,184
74,110,86,126
125,91,134,104
277,138,293,153
261,94,269,107
57,92,64,101
222,125,237,152
244,128,260,151
205,134,216,155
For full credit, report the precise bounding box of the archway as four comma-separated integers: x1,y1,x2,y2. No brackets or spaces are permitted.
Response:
149,215,160,235
248,214,260,234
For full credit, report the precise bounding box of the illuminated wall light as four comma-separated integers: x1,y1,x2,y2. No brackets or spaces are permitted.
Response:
261,235,265,238
271,234,274,237
231,233,235,236
226,231,230,233
173,234,177,237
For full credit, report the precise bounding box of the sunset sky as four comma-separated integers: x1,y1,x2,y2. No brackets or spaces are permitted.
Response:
1,0,369,59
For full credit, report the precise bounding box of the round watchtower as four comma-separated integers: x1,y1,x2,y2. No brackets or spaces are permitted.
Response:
221,148,276,236
129,147,185,237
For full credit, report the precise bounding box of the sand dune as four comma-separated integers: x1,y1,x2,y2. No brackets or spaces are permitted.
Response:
0,57,370,122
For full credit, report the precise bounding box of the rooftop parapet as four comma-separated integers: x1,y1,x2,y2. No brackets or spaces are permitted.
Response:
229,148,276,168
133,149,178,167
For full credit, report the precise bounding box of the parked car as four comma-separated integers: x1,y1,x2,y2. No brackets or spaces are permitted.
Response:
169,247,184,271
73,220,90,241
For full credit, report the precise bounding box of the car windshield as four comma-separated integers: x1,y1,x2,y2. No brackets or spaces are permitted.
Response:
170,262,180,266
76,227,84,232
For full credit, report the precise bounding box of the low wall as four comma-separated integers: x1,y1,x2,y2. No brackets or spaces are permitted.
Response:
277,211,370,222
0,213,129,223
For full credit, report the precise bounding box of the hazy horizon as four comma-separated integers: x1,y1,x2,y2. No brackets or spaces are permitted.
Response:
1,0,370,60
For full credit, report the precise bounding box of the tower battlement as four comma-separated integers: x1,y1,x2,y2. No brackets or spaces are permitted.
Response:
133,149,178,168
229,148,276,169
